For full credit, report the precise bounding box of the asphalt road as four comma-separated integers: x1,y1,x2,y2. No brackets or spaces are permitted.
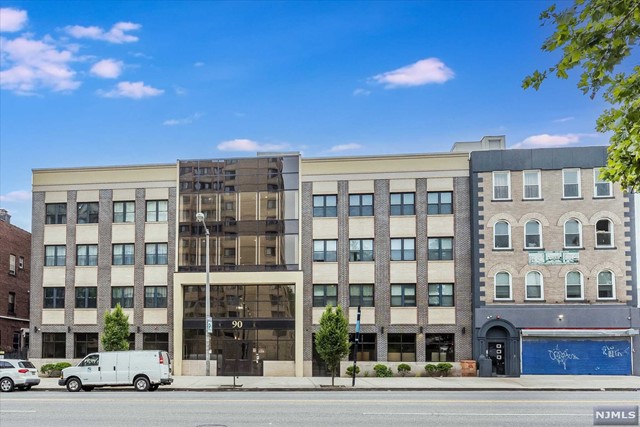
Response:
0,390,637,427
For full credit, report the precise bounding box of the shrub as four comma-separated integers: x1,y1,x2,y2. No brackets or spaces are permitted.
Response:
373,364,393,377
345,365,360,377
40,362,72,377
436,362,453,377
397,363,412,377
424,364,438,376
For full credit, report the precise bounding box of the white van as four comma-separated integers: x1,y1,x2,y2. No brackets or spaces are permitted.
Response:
58,350,173,392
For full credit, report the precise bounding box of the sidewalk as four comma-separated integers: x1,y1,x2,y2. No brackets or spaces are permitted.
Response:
36,375,640,391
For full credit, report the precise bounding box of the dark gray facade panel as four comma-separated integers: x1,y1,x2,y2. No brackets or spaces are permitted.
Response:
471,146,608,173
300,182,313,362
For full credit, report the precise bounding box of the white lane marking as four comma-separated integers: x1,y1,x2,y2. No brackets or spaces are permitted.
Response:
0,410,37,413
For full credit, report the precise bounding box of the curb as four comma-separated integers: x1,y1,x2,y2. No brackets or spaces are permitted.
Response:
31,387,640,392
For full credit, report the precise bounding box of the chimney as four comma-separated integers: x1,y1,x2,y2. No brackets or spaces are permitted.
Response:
0,209,11,224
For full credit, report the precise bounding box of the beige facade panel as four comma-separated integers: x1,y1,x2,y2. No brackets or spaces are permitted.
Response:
145,223,169,242
427,261,455,283
146,188,170,200
74,309,97,325
389,179,416,192
349,307,375,324
112,223,135,243
33,164,176,188
43,267,65,285
427,216,454,236
144,308,167,324
45,191,67,203
76,190,100,202
312,263,338,283
112,189,136,200
42,310,64,325
312,307,324,325
428,307,456,324
43,225,66,244
144,265,168,285
348,263,375,283
312,218,338,239
111,266,135,285
390,217,416,237
348,180,374,193
75,267,98,286
348,217,375,238
390,307,417,324
312,181,338,194
122,309,135,324
76,224,99,244
180,360,218,376
263,361,296,376
390,262,417,283
426,177,454,191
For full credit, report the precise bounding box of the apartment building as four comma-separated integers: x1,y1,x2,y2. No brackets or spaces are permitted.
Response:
470,147,639,376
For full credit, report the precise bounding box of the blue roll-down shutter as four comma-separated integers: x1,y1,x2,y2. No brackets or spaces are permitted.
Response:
522,338,631,375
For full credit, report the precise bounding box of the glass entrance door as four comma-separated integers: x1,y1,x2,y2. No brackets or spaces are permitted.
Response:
218,336,263,376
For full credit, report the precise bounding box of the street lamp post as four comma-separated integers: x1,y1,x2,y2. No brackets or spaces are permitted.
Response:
196,212,211,376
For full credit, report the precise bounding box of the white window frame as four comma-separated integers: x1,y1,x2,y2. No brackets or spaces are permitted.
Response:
595,218,614,248
593,168,612,198
522,170,541,200
564,219,582,248
9,254,16,275
492,171,511,200
524,220,542,249
565,271,584,300
494,272,512,300
562,168,581,198
596,270,616,300
493,221,511,249
525,271,544,300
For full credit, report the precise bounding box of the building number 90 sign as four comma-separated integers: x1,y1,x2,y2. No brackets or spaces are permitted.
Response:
231,320,243,329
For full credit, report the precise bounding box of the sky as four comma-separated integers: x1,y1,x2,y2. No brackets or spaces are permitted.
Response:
0,1,625,232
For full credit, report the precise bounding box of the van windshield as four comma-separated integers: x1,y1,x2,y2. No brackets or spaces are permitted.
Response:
79,354,99,366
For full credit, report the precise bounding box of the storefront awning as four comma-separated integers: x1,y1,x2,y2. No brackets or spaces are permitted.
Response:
521,328,638,338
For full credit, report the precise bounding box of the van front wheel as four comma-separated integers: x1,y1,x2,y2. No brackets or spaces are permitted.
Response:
134,376,149,392
66,378,82,392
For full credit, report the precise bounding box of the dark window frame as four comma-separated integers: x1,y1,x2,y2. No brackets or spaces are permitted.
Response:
426,333,455,362
349,239,374,262
349,284,374,307
112,286,134,308
390,192,415,216
313,240,337,262
427,191,453,215
428,237,453,260
112,243,135,265
42,332,66,358
145,243,168,265
146,200,168,222
349,194,374,216
45,245,66,266
44,287,65,308
428,283,454,307
391,238,415,261
46,203,67,224
75,287,97,309
74,332,99,358
391,284,416,307
77,202,99,224
76,244,98,266
387,333,416,362
313,195,337,217
313,284,337,307
113,201,135,223
145,286,168,308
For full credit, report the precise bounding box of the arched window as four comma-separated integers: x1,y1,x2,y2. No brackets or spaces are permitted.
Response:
595,219,613,248
524,220,542,249
494,272,511,300
565,271,583,300
525,271,543,300
564,219,582,248
494,221,511,249
597,270,615,299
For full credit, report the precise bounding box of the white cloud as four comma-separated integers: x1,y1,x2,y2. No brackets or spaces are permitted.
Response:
174,86,186,95
90,59,123,78
329,143,363,152
553,116,575,123
0,36,80,94
371,57,454,88
353,88,370,96
163,112,204,126
99,81,163,99
194,61,204,67
65,21,141,44
217,139,288,152
0,190,31,202
512,133,583,149
0,7,28,32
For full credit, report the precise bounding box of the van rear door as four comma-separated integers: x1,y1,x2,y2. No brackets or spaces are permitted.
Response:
159,351,171,379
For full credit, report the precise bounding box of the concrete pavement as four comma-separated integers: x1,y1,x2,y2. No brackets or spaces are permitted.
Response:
35,374,640,391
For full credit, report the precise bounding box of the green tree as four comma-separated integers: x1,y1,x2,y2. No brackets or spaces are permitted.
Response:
523,0,640,191
102,303,130,351
314,305,350,386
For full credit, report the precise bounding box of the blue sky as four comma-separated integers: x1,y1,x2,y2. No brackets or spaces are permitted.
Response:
0,1,618,231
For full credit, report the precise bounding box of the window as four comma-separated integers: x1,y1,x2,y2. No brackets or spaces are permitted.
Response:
44,287,65,308
143,333,169,351
493,171,510,200
9,254,16,275
76,244,98,266
8,292,16,314
74,333,99,358
390,238,415,261
391,284,416,307
427,192,453,215
524,221,542,249
349,239,374,261
146,200,168,222
388,334,416,362
525,271,543,300
426,334,454,362
144,286,167,308
428,284,454,307
313,240,337,262
564,219,582,248
348,333,376,362
113,201,135,223
349,194,373,216
18,256,24,270
77,202,99,224
563,169,581,198
493,221,511,249
495,272,511,300
112,286,134,308
566,271,583,299
594,168,612,197
428,237,453,260
313,195,337,217
390,192,415,215
523,170,541,199
313,284,337,307
595,219,613,247
349,284,374,307
42,333,66,358
597,271,615,299
46,203,67,224
112,244,134,265
75,287,97,308
45,245,66,266
145,243,168,265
